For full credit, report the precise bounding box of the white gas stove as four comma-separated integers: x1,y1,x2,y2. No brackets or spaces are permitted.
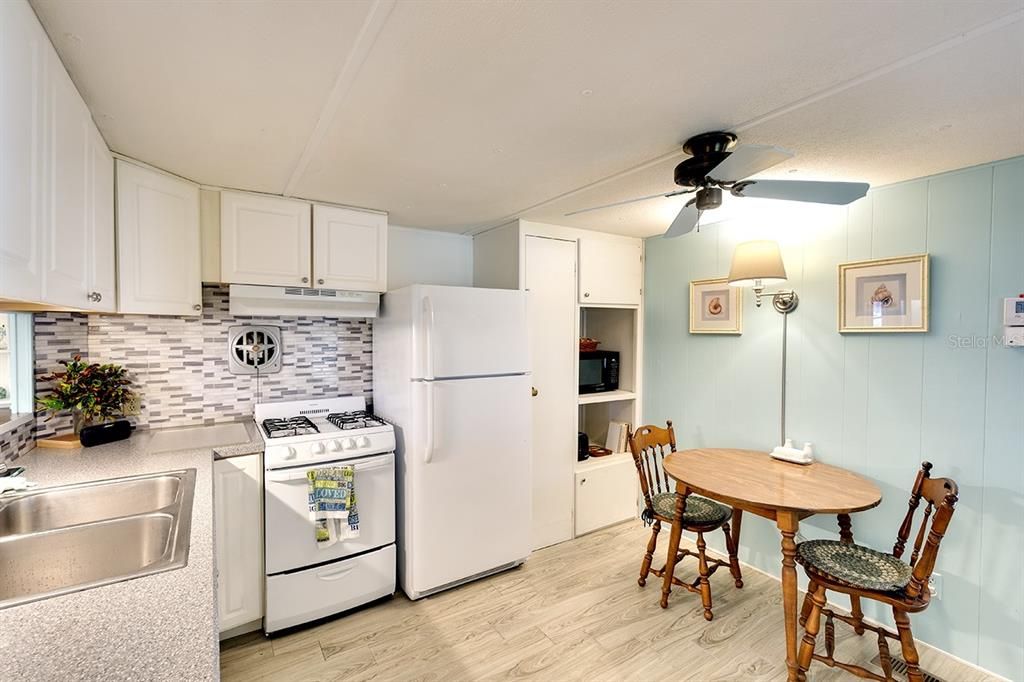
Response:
256,397,397,634
255,396,395,470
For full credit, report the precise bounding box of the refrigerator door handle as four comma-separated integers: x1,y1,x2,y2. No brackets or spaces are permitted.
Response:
423,296,435,381
424,381,435,464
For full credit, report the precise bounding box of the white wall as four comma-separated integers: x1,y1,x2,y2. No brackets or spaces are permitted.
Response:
387,225,473,290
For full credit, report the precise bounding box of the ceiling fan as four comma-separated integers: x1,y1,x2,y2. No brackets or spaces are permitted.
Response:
566,131,870,238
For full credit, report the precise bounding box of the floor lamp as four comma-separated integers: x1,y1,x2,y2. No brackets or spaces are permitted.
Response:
727,240,799,446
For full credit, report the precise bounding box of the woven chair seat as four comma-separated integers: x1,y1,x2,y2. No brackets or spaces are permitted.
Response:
651,492,730,526
796,539,912,592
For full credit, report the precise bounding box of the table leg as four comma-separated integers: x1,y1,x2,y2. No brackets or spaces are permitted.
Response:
837,513,853,544
659,482,689,609
777,510,801,682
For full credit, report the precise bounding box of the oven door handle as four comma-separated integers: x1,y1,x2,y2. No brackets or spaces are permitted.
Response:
265,454,393,482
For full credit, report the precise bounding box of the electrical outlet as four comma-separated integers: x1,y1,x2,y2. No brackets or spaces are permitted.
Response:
928,572,942,600
122,394,141,416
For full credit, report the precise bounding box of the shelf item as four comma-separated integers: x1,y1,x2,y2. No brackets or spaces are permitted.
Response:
578,390,637,405
574,450,632,473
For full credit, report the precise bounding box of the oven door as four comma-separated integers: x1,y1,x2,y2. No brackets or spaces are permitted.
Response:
264,452,396,574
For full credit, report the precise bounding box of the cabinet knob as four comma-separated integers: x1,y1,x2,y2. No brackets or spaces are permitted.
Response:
317,278,325,285
531,387,538,397
88,292,102,303
193,304,202,312
584,292,590,298
301,277,309,284
580,478,587,485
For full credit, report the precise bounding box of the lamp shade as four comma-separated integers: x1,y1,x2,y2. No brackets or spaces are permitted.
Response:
728,240,788,287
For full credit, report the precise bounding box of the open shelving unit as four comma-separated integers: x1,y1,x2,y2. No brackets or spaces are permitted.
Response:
576,305,641,471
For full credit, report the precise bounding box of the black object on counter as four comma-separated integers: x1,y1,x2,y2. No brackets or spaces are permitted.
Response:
577,432,590,462
79,419,133,447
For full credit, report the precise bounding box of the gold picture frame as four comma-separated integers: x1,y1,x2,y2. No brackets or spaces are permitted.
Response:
689,277,742,334
838,254,929,333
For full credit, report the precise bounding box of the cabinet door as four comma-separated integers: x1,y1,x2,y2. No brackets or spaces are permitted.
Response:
116,161,202,315
87,125,115,312
221,191,311,287
214,454,264,635
574,458,637,536
42,55,91,308
0,0,46,303
524,236,577,549
578,235,643,306
312,204,387,292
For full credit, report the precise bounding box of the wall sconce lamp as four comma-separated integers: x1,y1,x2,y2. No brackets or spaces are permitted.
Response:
728,240,798,445
727,240,799,314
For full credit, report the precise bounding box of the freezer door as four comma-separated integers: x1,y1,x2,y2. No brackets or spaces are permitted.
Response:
404,374,531,596
413,286,528,379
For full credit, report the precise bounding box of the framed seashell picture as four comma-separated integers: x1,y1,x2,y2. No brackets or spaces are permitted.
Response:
689,277,742,334
838,254,929,333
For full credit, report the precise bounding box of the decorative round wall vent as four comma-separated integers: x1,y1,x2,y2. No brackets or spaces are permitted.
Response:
227,325,282,375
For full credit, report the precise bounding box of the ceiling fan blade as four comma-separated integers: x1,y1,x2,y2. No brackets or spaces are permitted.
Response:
663,201,699,238
564,188,694,217
707,144,794,182
731,179,869,205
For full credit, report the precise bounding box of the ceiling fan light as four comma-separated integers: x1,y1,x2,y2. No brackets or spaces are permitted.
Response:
728,240,788,287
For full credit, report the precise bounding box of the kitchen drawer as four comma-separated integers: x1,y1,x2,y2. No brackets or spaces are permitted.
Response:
265,543,395,633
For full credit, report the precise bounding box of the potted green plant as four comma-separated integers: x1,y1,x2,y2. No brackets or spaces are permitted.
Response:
37,354,135,447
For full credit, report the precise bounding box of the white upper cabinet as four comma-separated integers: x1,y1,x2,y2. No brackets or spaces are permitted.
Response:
0,0,45,303
87,126,116,312
312,204,387,292
577,234,643,306
220,191,311,287
116,161,201,315
0,0,115,310
42,55,91,309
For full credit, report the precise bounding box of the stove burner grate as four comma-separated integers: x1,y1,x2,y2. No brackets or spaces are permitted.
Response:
262,416,319,439
326,411,388,431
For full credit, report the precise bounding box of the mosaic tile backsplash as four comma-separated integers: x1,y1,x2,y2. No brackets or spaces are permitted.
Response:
33,285,373,440
0,418,35,464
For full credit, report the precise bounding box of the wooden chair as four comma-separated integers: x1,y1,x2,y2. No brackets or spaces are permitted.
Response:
627,421,743,620
796,462,959,681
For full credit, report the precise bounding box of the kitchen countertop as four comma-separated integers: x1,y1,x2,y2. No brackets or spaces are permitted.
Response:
0,420,265,681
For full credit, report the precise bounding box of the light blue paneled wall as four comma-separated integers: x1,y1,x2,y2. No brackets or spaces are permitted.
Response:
643,157,1024,679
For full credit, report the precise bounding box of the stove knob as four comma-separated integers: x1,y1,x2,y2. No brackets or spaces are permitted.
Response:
328,440,342,452
311,442,325,455
359,436,371,448
344,438,357,450
284,446,297,460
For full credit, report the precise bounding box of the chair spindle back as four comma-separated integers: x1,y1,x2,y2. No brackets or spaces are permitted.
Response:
892,462,959,599
627,421,677,515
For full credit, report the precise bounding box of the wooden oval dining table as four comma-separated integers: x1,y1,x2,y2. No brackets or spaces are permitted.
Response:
661,448,882,682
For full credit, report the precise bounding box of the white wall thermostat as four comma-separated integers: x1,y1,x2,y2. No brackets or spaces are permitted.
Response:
1005,296,1024,347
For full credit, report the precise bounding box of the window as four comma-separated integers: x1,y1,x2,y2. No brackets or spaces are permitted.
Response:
0,313,33,429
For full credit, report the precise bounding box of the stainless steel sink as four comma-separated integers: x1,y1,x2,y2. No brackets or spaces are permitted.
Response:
0,469,195,609
0,473,181,535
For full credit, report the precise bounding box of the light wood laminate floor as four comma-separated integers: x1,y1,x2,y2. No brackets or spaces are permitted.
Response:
221,521,995,681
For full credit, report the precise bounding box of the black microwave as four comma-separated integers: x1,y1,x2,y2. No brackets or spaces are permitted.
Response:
579,350,619,394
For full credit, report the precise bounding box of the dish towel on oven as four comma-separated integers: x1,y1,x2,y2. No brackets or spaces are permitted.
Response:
307,466,360,548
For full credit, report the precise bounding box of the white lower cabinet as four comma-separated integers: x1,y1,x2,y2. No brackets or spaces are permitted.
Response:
214,454,263,636
574,455,637,536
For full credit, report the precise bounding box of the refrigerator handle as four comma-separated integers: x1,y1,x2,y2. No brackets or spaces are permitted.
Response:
422,295,435,381
424,381,435,464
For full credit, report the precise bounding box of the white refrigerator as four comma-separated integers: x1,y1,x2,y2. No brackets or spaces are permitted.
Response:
373,285,532,599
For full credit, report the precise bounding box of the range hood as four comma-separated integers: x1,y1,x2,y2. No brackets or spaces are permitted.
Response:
228,284,379,318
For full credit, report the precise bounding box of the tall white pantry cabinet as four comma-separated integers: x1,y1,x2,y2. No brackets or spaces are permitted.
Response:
474,220,643,550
